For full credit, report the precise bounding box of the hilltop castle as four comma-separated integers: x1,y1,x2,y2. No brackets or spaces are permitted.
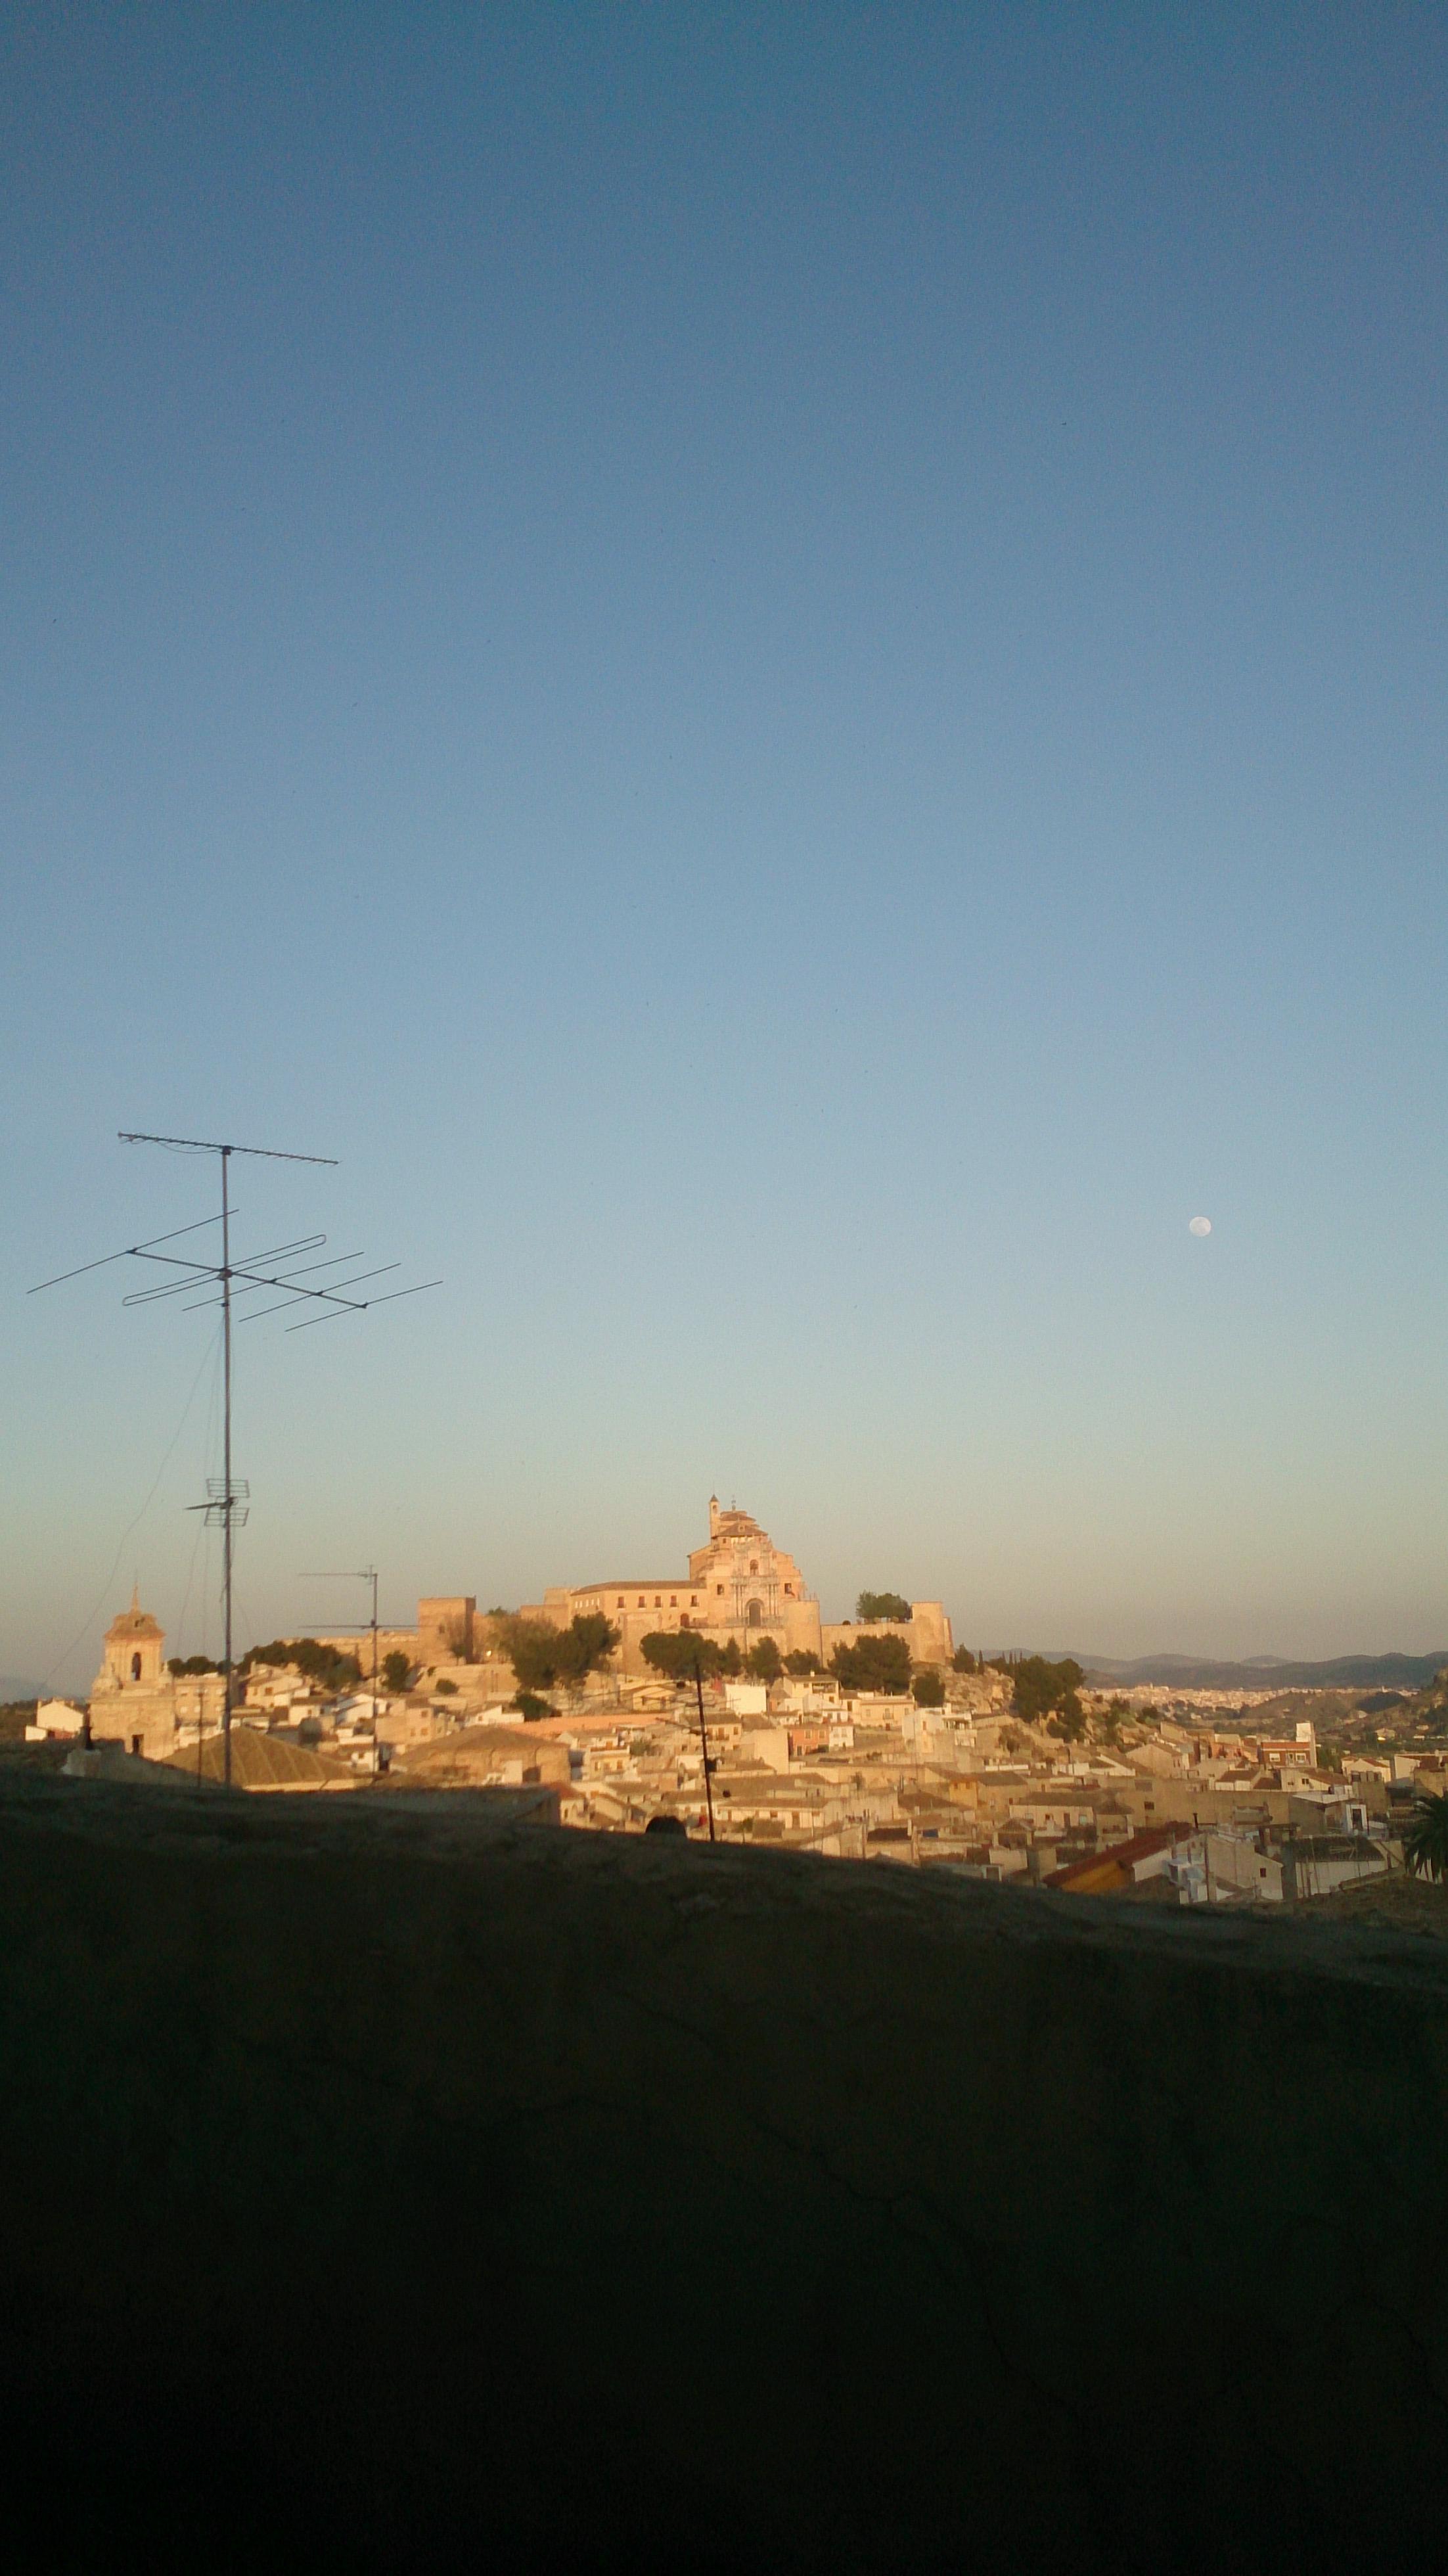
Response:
522,1496,824,1674
424,1499,953,1680
95,1509,952,1725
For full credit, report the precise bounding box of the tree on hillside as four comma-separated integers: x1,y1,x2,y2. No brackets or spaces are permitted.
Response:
784,1649,823,1676
240,1637,361,1693
830,1634,911,1695
168,1655,220,1677
513,1690,551,1723
641,1632,724,1682
1404,1791,1448,1881
745,1637,783,1683
381,1651,413,1693
493,1617,565,1691
551,1613,620,1688
857,1591,911,1624
1007,1655,1087,1742
951,1645,977,1674
911,1668,945,1707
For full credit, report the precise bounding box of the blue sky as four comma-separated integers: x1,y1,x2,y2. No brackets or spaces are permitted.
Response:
5,3,1447,1689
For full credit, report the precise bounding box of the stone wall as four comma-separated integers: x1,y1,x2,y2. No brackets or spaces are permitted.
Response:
821,1599,954,1668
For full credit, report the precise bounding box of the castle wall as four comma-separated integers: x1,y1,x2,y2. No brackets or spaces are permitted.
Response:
311,1629,420,1672
419,1597,476,1663
820,1603,953,1670
526,1585,824,1676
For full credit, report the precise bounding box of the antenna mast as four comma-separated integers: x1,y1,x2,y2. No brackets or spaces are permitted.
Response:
122,1134,336,1791
221,1146,235,1782
32,1131,440,1789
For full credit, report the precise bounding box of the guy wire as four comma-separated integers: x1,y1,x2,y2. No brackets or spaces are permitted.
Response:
38,1322,223,1697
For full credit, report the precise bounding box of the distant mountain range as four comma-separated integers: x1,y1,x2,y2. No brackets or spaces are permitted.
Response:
1072,1651,1448,1693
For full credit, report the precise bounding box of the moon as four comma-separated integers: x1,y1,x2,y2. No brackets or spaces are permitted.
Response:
1188,1216,1212,1237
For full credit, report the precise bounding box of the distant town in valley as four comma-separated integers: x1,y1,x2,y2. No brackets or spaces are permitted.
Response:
11,1495,1448,1912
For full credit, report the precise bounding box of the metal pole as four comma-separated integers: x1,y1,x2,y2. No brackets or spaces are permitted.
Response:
221,1145,233,1790
35,1132,436,1799
694,1656,717,1843
371,1565,379,1777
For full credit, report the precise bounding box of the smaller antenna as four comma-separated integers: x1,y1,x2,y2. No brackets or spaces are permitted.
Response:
301,1567,388,1776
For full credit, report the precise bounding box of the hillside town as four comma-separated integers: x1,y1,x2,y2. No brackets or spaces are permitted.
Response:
20,1500,1448,1906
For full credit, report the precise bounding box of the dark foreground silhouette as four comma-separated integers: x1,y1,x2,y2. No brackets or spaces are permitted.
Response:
2,1764,1445,2574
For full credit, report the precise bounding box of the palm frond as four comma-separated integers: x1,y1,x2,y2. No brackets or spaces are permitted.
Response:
1403,1789,1448,1880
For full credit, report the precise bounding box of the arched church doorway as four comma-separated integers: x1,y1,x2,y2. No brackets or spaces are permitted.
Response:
746,1600,763,1627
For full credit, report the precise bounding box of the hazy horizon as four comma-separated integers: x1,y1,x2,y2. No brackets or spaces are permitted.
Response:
6,7,1447,1694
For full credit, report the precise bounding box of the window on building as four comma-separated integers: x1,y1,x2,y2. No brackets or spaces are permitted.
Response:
750,1560,759,1573
784,1584,793,1598
670,1596,677,1607
654,1596,662,1607
715,1584,723,1596
616,1597,624,1607
637,1597,645,1608
131,1653,142,1682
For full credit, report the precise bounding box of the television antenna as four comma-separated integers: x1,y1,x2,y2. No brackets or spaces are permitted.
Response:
29,1131,440,1788
300,1565,404,1776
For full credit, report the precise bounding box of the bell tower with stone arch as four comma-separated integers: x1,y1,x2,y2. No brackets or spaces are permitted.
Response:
101,1588,166,1691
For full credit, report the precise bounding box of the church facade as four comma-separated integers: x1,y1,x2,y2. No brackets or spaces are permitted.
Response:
522,1497,823,1676
87,1590,223,1759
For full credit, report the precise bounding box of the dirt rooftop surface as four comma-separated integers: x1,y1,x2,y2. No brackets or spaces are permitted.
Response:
3,1761,1447,2575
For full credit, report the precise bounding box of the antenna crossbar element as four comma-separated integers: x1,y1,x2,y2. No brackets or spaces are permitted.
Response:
287,1277,442,1331
187,1260,350,1316
115,1241,434,1325
123,1250,367,1314
26,1212,227,1297
189,1475,250,1527
118,1131,338,1165
123,1237,330,1306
